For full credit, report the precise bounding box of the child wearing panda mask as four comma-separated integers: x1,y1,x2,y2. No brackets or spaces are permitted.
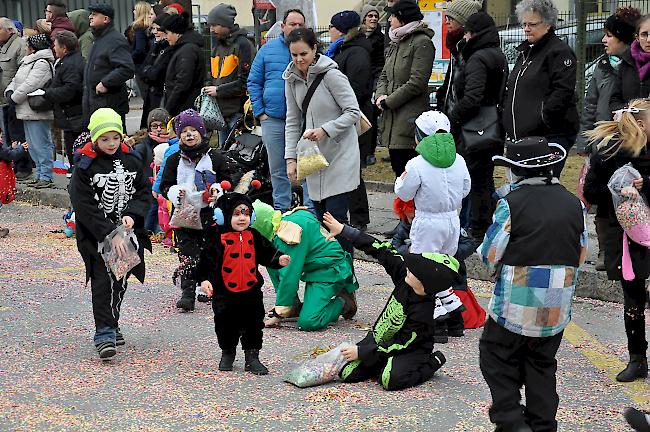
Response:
198,191,290,375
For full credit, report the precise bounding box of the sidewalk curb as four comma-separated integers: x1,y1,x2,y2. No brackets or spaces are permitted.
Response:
16,184,71,209
366,180,394,193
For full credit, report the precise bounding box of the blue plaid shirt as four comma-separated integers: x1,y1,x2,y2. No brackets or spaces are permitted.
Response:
477,180,589,337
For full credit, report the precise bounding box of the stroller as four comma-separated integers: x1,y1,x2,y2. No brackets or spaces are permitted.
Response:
221,116,303,208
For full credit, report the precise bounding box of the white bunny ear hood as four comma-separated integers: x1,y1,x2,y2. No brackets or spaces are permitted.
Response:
167,185,185,205
210,182,225,200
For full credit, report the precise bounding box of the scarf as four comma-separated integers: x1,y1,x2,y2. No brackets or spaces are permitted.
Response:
180,140,209,162
446,27,465,53
388,21,423,43
325,36,345,58
149,131,170,144
609,55,622,69
631,40,650,82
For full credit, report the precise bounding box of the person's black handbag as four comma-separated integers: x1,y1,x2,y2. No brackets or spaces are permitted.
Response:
460,68,507,153
27,60,54,112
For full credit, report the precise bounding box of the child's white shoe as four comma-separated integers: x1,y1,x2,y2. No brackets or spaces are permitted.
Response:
436,288,465,314
433,297,449,321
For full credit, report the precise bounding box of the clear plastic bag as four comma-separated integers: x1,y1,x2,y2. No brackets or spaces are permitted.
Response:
169,191,204,230
100,225,141,280
608,163,650,251
297,138,328,182
285,342,351,388
608,163,642,209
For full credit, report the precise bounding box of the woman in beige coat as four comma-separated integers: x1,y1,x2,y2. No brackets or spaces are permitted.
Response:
5,34,55,188
283,27,360,253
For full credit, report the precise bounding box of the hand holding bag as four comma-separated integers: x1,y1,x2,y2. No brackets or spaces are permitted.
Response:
194,92,226,131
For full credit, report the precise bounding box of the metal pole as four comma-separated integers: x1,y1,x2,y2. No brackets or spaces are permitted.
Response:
575,0,587,114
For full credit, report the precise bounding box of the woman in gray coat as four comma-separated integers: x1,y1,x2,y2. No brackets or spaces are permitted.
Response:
5,34,55,188
283,28,360,253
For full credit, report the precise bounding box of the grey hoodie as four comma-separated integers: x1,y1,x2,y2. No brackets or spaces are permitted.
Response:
283,54,361,201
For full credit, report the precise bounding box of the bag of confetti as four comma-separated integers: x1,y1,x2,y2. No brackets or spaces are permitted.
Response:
297,138,329,182
285,342,351,388
100,225,141,280
169,191,204,230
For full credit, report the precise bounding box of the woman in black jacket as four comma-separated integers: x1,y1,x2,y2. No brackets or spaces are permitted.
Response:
583,98,650,383
361,4,385,165
43,30,84,175
160,12,205,117
140,13,171,129
611,14,650,112
448,12,507,240
503,0,579,177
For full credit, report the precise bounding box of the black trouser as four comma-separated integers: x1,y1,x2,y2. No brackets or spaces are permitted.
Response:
2,105,31,174
621,279,649,355
388,148,418,177
341,350,438,391
173,228,203,299
141,89,163,130
313,191,353,254
63,130,82,169
466,150,496,238
89,250,129,336
349,173,370,229
479,318,563,432
212,289,264,350
369,104,380,156
549,134,576,178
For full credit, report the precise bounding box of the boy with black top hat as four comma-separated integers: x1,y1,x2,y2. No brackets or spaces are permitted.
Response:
477,137,588,431
323,212,457,391
197,191,290,375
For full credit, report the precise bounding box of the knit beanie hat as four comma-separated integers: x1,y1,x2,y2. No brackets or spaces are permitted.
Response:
88,108,124,143
13,20,24,36
215,192,254,231
160,11,190,34
27,33,51,51
445,0,483,26
147,108,171,129
464,11,495,34
87,3,115,20
604,7,641,45
386,2,424,25
403,252,460,296
173,109,206,137
361,5,379,21
251,199,282,241
208,3,237,28
331,11,361,33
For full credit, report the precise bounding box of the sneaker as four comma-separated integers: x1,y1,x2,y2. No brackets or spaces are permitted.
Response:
97,341,116,360
116,329,125,346
433,297,449,321
15,171,32,181
34,180,53,189
66,172,73,179
436,288,465,314
26,178,40,186
0,228,8,238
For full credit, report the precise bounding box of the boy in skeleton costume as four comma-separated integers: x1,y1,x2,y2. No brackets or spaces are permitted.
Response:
158,109,228,312
323,212,457,391
68,108,151,360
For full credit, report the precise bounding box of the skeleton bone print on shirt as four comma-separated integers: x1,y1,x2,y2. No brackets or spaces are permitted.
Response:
92,160,137,219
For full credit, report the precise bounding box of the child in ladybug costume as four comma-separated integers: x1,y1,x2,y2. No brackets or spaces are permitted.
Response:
198,191,290,375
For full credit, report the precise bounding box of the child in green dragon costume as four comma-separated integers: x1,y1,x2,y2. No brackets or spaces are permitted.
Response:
323,212,457,391
251,200,358,331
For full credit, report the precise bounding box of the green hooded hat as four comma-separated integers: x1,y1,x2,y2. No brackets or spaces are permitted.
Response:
416,133,457,168
251,200,282,241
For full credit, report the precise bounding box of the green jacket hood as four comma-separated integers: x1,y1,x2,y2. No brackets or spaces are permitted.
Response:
416,133,457,168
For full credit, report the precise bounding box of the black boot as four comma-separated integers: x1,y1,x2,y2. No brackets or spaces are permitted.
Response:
244,349,269,375
616,354,648,382
219,349,236,371
431,351,446,374
624,407,650,432
176,279,195,311
434,320,448,344
447,310,465,337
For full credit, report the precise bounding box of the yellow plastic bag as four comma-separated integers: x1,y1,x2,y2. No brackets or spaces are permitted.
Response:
297,138,328,181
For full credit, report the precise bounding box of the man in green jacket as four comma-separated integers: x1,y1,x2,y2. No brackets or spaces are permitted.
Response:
251,200,358,331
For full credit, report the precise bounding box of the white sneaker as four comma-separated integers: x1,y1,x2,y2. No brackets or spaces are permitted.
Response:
433,297,449,321
436,288,465,314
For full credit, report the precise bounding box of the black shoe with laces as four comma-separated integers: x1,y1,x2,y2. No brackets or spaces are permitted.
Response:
97,341,116,360
116,328,125,346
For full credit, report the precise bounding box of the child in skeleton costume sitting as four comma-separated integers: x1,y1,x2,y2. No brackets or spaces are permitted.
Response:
158,109,228,312
197,192,290,375
323,212,458,391
68,108,151,360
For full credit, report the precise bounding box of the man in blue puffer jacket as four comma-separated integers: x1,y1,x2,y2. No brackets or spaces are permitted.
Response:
247,9,311,212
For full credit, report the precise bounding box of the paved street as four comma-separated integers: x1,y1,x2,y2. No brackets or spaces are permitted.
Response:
0,202,648,431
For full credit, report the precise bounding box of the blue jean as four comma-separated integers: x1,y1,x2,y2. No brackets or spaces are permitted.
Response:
145,201,162,233
261,116,313,212
24,120,54,181
218,113,243,148
94,326,116,346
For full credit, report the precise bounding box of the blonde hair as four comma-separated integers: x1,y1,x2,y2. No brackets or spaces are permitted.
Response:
133,1,154,29
585,98,650,157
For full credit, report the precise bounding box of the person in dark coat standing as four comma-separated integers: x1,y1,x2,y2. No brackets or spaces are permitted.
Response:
328,10,372,232
583,98,650,383
360,4,385,166
160,12,205,117
83,4,135,129
447,12,508,242
503,0,579,177
610,14,650,112
43,30,84,176
140,13,171,129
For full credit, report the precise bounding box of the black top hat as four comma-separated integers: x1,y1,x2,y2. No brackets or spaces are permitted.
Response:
492,136,567,169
